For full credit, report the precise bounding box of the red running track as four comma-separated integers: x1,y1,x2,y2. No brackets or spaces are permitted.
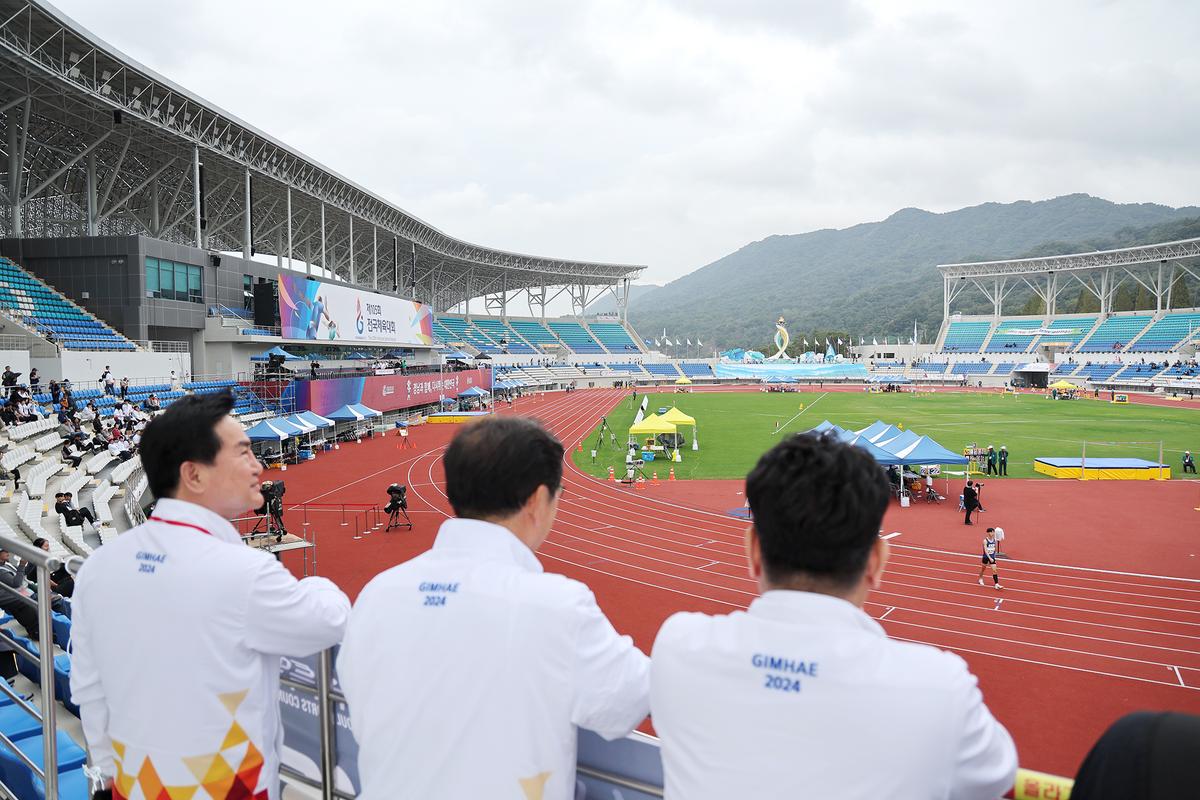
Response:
267,387,1200,779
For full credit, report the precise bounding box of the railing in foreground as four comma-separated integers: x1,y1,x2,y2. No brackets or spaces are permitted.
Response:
0,534,85,800
279,648,1076,800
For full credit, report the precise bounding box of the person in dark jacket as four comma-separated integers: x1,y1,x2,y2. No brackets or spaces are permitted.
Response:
963,480,980,525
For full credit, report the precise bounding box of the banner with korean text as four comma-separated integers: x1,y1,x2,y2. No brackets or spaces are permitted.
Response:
296,368,491,416
277,273,434,345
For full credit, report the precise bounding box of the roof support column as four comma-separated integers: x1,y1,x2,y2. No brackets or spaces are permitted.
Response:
320,202,326,277
1157,261,1164,313
286,186,293,271
192,145,203,248
242,168,252,261
372,226,378,290
85,151,98,236
7,102,28,237
348,213,355,284
149,174,160,235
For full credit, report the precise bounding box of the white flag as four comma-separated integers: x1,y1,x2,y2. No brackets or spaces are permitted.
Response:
697,339,703,347
873,337,878,346
802,338,809,348
686,339,692,346
825,338,831,347
837,338,844,346
909,336,916,345
654,338,660,346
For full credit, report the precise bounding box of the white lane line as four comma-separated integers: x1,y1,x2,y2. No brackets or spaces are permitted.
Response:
879,607,897,620
891,543,1200,584
881,532,903,540
1173,665,1186,687
772,392,827,436
698,560,720,570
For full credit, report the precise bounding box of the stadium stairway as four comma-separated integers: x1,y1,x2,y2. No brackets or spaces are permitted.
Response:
0,257,137,352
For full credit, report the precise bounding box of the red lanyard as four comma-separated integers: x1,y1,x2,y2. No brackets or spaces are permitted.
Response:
149,516,213,537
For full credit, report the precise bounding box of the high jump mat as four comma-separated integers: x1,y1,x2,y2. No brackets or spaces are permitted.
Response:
427,411,490,424
1033,457,1171,480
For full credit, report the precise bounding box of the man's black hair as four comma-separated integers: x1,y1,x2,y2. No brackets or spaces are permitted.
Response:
140,390,235,500
444,416,563,520
746,432,890,590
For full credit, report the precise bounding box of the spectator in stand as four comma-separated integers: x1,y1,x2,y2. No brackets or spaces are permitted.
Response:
61,441,84,468
650,433,1017,799
27,368,39,392
48,379,60,406
0,547,42,638
101,365,115,395
119,376,130,399
0,366,18,387
143,393,161,413
55,492,97,530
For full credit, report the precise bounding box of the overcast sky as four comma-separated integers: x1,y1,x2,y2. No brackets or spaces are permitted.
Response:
55,0,1200,286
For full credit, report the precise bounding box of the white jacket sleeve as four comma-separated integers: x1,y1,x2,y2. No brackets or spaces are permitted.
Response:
950,668,1018,800
244,559,350,656
68,575,116,778
568,589,650,740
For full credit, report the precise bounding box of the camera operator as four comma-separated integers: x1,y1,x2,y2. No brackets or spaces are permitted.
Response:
255,480,287,537
69,391,349,800
383,484,411,530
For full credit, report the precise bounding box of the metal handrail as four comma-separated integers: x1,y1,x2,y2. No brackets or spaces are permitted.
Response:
0,534,85,800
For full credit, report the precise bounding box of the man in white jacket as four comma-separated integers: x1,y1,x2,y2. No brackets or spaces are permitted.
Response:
651,432,1018,800
339,416,650,799
70,391,350,800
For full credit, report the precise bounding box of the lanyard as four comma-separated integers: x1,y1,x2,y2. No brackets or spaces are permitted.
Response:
149,516,213,537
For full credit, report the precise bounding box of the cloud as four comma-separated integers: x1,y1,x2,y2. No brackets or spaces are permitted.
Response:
48,0,1200,289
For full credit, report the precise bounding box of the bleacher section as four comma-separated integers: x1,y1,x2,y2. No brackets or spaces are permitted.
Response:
680,362,714,378
993,363,1017,375
0,257,137,351
1128,311,1200,352
1075,363,1123,382
951,362,993,376
508,320,559,352
470,318,535,354
436,317,500,353
942,321,991,352
547,321,606,354
985,319,1043,353
588,322,641,354
643,363,681,378
1079,314,1152,352
1030,317,1096,350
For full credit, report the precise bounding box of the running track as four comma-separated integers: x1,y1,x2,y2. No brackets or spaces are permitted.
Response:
271,387,1200,778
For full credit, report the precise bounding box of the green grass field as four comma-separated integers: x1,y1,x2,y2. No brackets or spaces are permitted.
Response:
571,390,1200,481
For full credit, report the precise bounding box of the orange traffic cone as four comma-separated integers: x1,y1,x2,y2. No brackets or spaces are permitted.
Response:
635,477,645,491
651,471,660,486
668,467,676,481
577,442,583,453
608,466,615,482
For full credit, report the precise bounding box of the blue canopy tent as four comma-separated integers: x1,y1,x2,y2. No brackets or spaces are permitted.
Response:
810,420,838,433
887,436,969,466
282,415,318,434
250,345,302,362
857,420,890,440
244,419,299,441
326,405,371,422
443,350,472,361
348,403,381,418
457,386,490,398
295,410,335,429
844,434,906,466
877,429,920,451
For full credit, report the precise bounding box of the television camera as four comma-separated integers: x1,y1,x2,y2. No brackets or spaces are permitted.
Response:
252,480,287,541
384,483,412,532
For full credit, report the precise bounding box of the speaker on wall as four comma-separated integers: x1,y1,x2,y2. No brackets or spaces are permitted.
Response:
253,281,277,327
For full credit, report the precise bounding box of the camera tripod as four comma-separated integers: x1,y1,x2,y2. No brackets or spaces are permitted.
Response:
251,507,287,542
385,504,412,532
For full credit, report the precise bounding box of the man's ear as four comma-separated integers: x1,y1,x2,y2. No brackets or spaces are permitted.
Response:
865,537,890,591
745,525,763,582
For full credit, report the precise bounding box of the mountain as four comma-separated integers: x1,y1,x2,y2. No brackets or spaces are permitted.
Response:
585,283,662,315
625,194,1200,351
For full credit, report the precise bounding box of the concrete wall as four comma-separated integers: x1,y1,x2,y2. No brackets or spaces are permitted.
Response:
0,351,31,383
41,350,192,384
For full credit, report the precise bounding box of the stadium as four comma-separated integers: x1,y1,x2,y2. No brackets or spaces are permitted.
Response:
0,2,1198,798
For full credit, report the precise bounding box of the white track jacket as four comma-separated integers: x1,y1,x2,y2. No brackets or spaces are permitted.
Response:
70,498,350,800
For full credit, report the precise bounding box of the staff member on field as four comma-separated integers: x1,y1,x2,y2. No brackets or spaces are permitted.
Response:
70,391,350,800
651,432,1017,800
339,416,650,799
979,529,1004,590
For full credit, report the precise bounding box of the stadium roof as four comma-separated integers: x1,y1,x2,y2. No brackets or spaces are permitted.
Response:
0,0,645,311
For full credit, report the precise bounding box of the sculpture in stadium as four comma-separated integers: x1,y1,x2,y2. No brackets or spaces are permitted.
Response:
768,316,790,360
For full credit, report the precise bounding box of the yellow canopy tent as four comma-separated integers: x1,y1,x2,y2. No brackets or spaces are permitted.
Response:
674,376,692,385
660,407,696,426
628,414,678,436
1048,380,1080,390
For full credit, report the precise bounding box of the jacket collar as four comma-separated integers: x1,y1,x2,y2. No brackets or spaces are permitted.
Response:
749,589,884,637
432,518,544,573
149,497,242,546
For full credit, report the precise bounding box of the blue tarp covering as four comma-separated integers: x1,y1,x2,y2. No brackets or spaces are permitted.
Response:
326,404,370,422
857,420,890,440
866,424,901,444
714,362,870,380
845,434,906,465
295,410,335,429
877,429,920,451
348,403,381,418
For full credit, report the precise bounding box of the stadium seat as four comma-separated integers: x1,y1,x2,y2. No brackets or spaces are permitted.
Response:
941,321,991,352
985,319,1043,353
1127,311,1200,352
1079,315,1152,352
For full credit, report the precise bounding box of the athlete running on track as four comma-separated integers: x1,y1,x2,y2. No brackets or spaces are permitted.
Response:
978,528,1003,590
